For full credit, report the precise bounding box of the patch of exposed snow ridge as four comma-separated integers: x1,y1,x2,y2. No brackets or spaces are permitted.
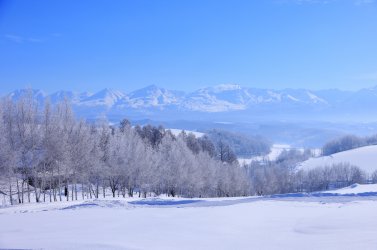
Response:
306,91,327,104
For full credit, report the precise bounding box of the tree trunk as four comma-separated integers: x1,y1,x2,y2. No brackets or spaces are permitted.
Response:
121,187,126,198
71,184,74,201
66,182,69,201
81,183,85,200
89,184,93,199
49,178,52,202
9,178,13,205
21,180,24,203
53,185,57,202
74,182,77,200
16,179,21,204
58,167,62,202
42,166,46,202
128,187,133,197
27,181,31,203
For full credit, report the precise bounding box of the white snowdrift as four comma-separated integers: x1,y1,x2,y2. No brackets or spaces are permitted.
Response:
1,196,377,250
323,183,377,195
298,145,377,174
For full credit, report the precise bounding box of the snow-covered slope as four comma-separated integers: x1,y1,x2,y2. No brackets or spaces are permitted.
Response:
298,145,377,174
322,183,377,195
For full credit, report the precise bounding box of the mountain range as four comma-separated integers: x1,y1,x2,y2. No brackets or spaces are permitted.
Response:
4,84,377,123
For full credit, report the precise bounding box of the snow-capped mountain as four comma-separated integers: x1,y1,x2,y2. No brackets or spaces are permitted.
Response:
124,85,184,108
184,84,249,112
7,89,47,105
49,90,92,104
78,88,126,107
4,84,377,122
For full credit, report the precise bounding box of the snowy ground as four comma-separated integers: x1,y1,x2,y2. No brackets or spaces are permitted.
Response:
239,144,293,165
323,183,377,195
168,128,204,138
298,145,377,174
1,185,377,250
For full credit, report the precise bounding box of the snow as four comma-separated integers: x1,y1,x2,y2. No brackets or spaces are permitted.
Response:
239,144,292,164
79,88,126,107
267,90,282,101
125,85,183,108
287,94,300,102
168,128,204,138
1,193,377,249
323,183,377,195
211,83,242,92
306,91,328,104
298,145,377,174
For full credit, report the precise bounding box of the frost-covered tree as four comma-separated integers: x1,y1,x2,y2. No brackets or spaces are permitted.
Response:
0,96,254,205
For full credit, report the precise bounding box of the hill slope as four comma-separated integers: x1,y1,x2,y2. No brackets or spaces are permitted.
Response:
298,145,377,174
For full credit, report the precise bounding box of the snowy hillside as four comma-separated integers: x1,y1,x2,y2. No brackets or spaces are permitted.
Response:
322,183,377,195
298,145,377,174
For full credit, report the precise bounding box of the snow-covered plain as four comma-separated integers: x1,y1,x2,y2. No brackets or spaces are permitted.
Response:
298,145,377,174
1,187,377,250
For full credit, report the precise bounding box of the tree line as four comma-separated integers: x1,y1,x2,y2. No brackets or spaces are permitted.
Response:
0,94,250,205
322,134,377,156
206,129,271,158
2,93,376,206
245,149,377,195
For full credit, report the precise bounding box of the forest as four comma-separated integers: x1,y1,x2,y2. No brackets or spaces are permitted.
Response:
1,94,377,206
0,94,250,205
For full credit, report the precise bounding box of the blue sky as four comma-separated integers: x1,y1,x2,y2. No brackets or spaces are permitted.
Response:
0,0,376,94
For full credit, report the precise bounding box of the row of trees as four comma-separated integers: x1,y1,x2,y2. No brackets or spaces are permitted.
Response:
206,129,271,157
322,134,377,156
0,95,250,205
247,160,375,195
2,94,375,205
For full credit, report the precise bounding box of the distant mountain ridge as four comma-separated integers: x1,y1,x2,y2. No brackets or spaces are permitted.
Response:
4,84,377,122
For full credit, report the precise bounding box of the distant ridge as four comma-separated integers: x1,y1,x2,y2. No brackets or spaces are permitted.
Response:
4,84,377,122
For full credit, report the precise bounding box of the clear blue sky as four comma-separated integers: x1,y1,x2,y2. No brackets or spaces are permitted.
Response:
0,0,377,94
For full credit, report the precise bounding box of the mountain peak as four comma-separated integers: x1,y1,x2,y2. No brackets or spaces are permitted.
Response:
79,88,126,107
213,84,242,92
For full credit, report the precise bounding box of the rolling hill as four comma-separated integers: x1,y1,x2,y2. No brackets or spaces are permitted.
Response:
298,145,377,174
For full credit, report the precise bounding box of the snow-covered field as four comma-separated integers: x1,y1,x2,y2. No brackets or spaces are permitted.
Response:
298,145,377,174
1,185,377,250
168,128,205,138
239,144,293,165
